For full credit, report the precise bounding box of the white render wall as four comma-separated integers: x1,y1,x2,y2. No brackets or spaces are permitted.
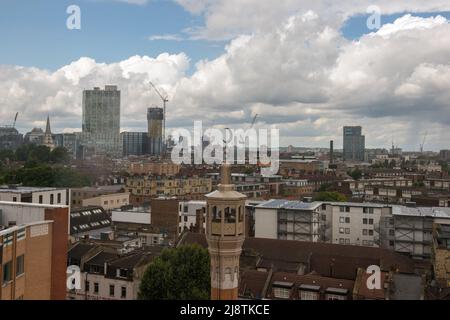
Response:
254,208,278,239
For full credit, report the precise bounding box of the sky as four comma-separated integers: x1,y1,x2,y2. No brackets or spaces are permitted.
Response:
1,0,450,151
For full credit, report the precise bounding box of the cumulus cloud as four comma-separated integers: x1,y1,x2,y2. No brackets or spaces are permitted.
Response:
2,11,450,151
175,0,450,40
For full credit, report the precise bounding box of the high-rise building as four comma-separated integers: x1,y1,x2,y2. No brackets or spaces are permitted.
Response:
205,165,246,300
0,127,23,151
121,132,148,157
147,107,163,156
343,126,365,162
81,86,121,157
53,133,78,159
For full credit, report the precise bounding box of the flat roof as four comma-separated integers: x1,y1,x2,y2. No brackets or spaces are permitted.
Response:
0,201,68,209
392,206,450,218
0,186,66,194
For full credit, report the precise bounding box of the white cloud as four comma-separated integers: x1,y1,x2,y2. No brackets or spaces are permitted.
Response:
175,0,450,40
3,12,450,150
148,34,185,41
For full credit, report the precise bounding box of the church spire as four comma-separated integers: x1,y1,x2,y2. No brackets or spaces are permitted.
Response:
45,115,52,134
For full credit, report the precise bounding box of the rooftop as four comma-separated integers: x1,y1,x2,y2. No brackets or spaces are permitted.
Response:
392,206,450,219
0,186,65,194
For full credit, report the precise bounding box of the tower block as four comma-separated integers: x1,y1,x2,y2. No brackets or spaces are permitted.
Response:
205,164,247,300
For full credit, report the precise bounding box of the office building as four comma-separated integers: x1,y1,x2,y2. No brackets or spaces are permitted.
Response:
343,126,365,162
121,132,148,157
0,127,23,151
54,133,78,159
81,86,121,157
147,107,163,156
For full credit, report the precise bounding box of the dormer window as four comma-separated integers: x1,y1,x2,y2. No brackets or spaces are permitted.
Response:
272,281,293,299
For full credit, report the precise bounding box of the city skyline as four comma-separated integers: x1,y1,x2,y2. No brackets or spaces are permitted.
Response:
0,1,450,150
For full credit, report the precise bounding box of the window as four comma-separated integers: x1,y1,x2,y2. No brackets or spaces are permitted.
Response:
369,219,374,225
369,230,374,236
121,286,127,298
345,239,350,245
50,194,54,205
345,207,350,213
212,206,220,222
3,261,12,284
225,207,236,223
57,193,61,204
94,282,99,294
39,195,43,204
345,217,350,223
339,207,345,213
16,255,24,277
345,228,350,234
363,229,368,236
363,218,368,225
13,197,17,202
85,281,90,292
184,216,188,222
339,217,345,223
300,290,319,300
389,229,395,236
273,287,290,299
109,285,115,297
339,228,344,234
339,238,345,244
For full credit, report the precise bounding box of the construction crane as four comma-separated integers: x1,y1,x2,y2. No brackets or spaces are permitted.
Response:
420,131,428,154
149,81,169,155
12,112,19,128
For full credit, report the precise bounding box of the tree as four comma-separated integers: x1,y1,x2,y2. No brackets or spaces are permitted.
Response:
50,147,70,163
347,168,362,180
313,191,347,202
138,245,210,300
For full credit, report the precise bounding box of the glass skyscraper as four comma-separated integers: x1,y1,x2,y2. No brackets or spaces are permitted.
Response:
81,85,121,157
343,126,365,162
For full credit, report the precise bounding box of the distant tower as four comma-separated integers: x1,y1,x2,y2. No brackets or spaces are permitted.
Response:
147,107,164,156
43,115,55,150
330,140,334,164
205,164,246,300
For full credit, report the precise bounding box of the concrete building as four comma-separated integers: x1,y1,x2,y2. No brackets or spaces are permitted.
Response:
24,128,44,145
111,206,167,246
81,85,121,157
67,244,162,300
82,192,130,212
343,126,365,162
147,107,163,156
0,127,23,151
0,187,69,206
71,185,124,207
0,201,69,300
121,132,148,157
178,200,206,234
254,200,322,242
389,206,450,259
440,150,450,161
53,133,78,159
205,165,246,300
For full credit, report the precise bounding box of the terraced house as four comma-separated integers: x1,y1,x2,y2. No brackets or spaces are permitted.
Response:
126,175,212,205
